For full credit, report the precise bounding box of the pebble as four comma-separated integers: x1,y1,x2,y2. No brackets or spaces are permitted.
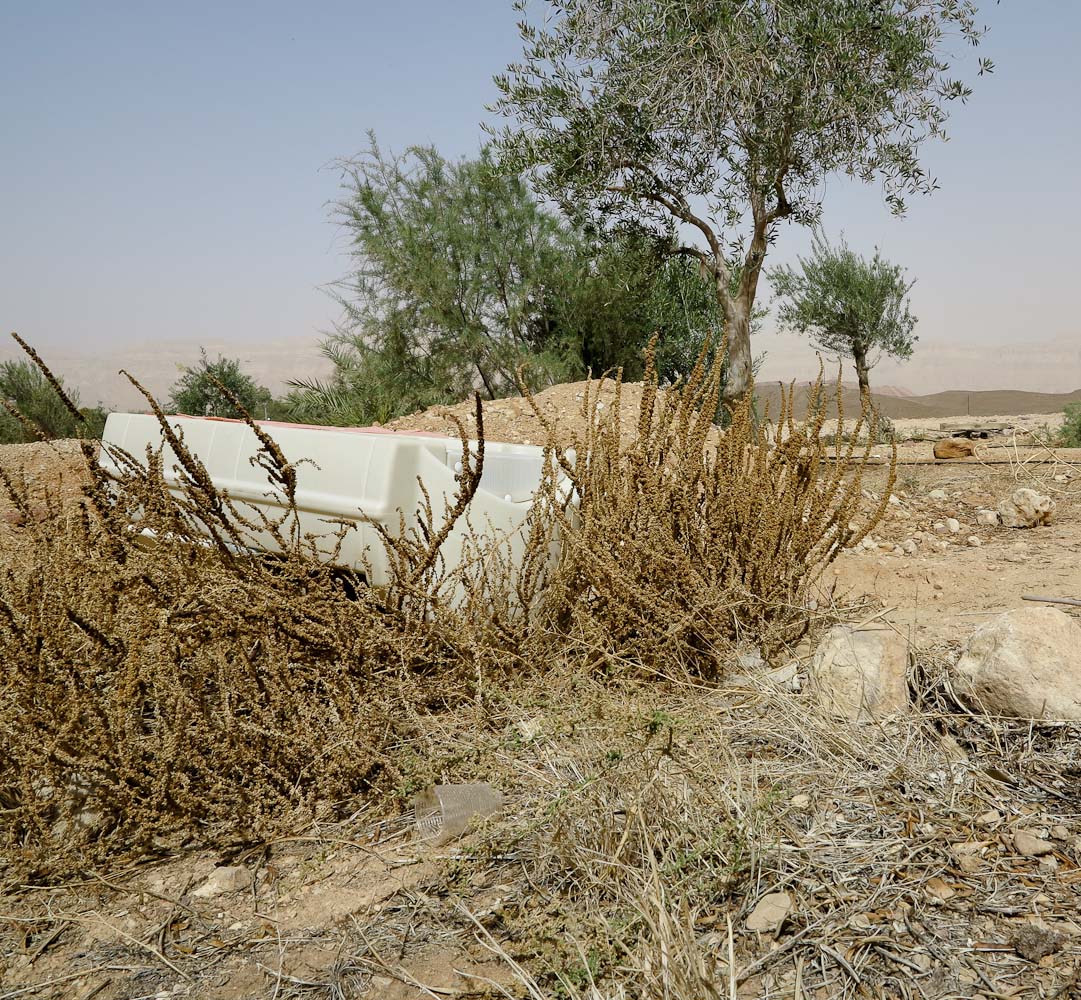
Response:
746,892,792,933
902,539,918,555
791,794,811,810
192,865,253,898
946,517,961,533
976,508,999,526
975,809,1001,828
1013,830,1056,857
929,489,948,501
967,535,982,547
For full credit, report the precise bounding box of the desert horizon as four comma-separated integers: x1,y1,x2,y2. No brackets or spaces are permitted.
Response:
4,330,1078,417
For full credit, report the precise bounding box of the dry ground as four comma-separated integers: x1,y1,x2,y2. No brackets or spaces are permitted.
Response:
2,393,1080,1000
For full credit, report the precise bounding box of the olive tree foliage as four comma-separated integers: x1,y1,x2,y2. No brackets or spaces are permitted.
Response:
771,234,918,395
288,136,723,426
491,0,989,404
168,349,277,419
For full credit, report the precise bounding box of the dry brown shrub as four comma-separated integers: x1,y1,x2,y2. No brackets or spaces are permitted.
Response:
0,336,891,880
521,341,895,677
0,366,488,882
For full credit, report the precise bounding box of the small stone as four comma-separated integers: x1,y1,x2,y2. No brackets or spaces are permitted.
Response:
1011,923,1067,962
967,535,982,547
976,508,999,526
946,517,961,533
934,438,977,460
933,521,949,535
790,794,811,810
1013,830,1055,857
929,489,949,501
746,891,791,933
975,810,1002,828
192,865,253,898
888,494,902,505
957,854,982,874
902,539,918,555
1038,855,1059,873
1050,825,1070,841
924,877,955,902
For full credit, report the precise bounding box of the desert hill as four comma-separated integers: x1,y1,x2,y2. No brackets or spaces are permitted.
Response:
754,382,1081,420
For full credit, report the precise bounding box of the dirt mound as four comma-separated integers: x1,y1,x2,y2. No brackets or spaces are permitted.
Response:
387,379,647,446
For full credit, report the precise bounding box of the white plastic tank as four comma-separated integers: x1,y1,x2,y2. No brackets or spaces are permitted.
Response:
99,413,574,588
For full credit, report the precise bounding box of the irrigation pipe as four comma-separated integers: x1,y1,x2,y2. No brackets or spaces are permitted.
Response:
1022,594,1081,609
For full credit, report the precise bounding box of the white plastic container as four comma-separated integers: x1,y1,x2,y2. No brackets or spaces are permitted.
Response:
99,413,572,588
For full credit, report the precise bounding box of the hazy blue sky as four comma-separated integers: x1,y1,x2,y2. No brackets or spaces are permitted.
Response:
2,1,1080,394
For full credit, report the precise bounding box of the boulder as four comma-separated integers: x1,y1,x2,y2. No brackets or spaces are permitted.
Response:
934,438,977,459
810,626,909,723
998,488,1054,528
952,608,1081,720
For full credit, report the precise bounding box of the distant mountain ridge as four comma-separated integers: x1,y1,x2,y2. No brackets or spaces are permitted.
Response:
756,383,1081,419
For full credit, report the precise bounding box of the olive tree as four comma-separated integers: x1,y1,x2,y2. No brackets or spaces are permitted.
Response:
771,234,918,396
492,0,989,404
168,350,276,418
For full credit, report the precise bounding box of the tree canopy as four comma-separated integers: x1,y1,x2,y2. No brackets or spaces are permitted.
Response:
492,0,988,403
771,234,918,395
0,359,106,443
168,350,277,419
288,137,723,426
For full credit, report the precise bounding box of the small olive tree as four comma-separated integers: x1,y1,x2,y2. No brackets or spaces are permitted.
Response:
770,234,918,396
168,350,276,418
492,0,989,405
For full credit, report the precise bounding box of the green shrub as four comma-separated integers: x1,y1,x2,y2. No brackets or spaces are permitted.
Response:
0,359,103,443
1059,402,1081,448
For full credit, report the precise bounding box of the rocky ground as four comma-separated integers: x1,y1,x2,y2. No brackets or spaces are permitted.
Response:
1,395,1080,1000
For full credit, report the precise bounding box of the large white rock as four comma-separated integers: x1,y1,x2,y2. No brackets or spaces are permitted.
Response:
810,627,909,722
952,608,1081,720
998,488,1054,528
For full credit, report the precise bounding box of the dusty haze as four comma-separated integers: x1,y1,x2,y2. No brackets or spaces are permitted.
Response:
2,332,1077,414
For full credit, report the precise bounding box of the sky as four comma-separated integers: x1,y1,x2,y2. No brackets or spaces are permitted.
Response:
2,0,1080,403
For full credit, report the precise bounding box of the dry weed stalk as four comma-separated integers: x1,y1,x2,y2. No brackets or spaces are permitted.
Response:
523,340,895,676
0,343,484,882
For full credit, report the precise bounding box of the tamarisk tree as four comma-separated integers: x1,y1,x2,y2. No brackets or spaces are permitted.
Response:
771,234,918,396
492,0,989,404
